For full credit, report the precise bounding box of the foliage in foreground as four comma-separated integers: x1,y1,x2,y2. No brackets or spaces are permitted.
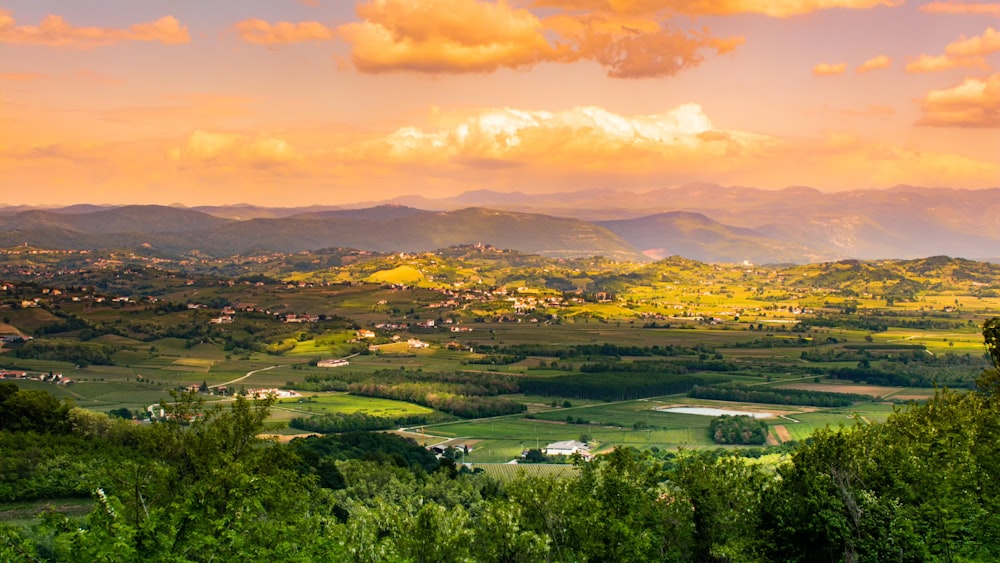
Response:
1,321,999,561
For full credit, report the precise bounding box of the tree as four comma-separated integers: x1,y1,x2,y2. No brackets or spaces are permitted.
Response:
0,385,71,434
49,392,339,561
672,452,768,562
978,317,1000,394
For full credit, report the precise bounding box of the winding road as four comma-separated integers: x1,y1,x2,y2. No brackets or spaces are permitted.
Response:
210,364,287,389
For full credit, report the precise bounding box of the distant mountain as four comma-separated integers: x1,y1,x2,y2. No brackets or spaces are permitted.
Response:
190,204,348,220
0,205,645,260
294,205,430,221
597,211,831,263
3,184,999,263
416,184,1000,262
0,205,231,234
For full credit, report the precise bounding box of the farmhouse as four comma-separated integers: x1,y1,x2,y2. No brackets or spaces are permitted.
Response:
544,440,590,457
245,387,300,399
317,358,350,368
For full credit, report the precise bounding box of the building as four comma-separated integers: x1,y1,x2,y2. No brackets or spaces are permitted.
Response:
544,440,590,457
317,358,350,368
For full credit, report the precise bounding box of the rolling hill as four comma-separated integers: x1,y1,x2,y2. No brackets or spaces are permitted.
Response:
0,205,646,260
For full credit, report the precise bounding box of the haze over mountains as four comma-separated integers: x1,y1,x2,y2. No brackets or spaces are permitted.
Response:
2,184,998,263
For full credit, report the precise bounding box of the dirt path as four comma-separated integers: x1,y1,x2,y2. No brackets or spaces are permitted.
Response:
211,364,286,389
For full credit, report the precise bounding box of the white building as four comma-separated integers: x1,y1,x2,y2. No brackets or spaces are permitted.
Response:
544,440,590,456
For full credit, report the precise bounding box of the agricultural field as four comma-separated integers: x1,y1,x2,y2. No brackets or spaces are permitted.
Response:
472,463,579,482
1,252,997,462
268,393,434,423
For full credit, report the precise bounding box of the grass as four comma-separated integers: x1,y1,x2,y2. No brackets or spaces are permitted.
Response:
268,393,434,422
473,463,579,482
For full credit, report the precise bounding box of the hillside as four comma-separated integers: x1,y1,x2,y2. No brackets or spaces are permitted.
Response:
597,211,831,263
0,205,646,261
4,183,1000,263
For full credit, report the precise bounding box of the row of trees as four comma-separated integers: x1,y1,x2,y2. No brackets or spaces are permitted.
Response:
521,372,712,401
348,382,526,418
288,412,439,433
689,384,871,407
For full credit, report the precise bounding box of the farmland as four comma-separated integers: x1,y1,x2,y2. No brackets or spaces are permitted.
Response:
1,250,997,461
2,247,1000,562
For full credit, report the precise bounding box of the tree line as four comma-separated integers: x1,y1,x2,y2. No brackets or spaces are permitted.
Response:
689,384,872,407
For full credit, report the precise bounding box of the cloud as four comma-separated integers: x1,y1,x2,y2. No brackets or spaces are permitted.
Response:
917,73,1000,127
339,0,560,73
945,27,1000,57
813,62,847,75
170,130,300,169
0,9,189,47
337,0,742,77
533,0,903,17
905,28,1000,73
544,13,743,78
10,102,998,202
857,54,891,73
234,19,335,44
920,1,1000,16
335,104,776,180
329,104,996,192
905,53,987,73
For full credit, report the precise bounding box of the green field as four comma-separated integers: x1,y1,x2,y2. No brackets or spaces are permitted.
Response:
268,392,435,422
472,463,579,482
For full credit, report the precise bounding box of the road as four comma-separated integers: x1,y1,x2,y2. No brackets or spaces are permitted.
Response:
210,364,287,389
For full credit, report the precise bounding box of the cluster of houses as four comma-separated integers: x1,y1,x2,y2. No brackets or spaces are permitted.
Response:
0,369,73,386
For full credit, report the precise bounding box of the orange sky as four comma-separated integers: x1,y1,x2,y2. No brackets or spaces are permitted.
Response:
1,0,998,206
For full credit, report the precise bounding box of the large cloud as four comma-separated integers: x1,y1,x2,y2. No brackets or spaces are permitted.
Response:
917,73,1000,128
337,0,742,77
344,104,773,169
0,9,188,47
339,0,560,73
532,0,902,17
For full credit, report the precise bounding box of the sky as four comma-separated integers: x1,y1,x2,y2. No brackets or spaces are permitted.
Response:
1,0,998,207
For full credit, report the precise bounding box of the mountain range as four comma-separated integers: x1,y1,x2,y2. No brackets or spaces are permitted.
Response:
1,184,998,263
